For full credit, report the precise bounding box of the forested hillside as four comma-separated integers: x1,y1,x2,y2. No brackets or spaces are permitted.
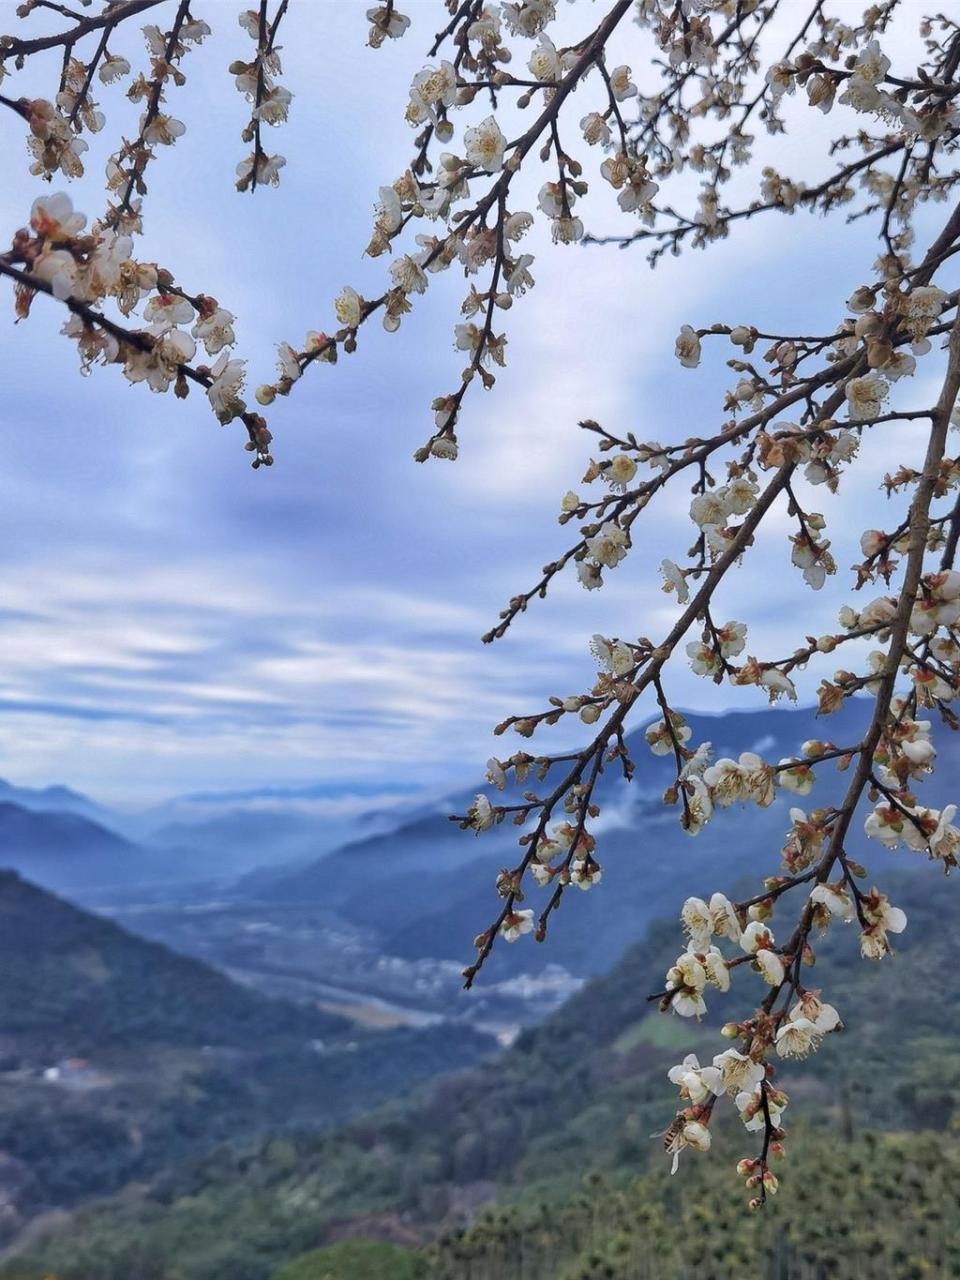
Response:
0,873,492,1225
8,867,956,1280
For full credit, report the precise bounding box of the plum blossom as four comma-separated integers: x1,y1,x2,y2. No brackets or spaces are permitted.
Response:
502,0,556,38
99,53,131,84
466,794,495,832
192,307,236,356
789,991,841,1034
335,286,363,329
859,889,906,958
695,947,727,995
838,43,894,116
528,35,562,82
645,714,692,757
576,561,603,591
703,753,775,808
810,882,856,923
570,859,602,890
206,354,246,423
681,892,740,950
660,559,689,603
737,1085,787,1134
775,1016,821,1059
505,254,536,296
584,521,628,570
464,116,507,171
901,285,947,346
666,1118,712,1175
679,776,714,836
367,5,411,46
675,324,701,368
580,112,611,146
30,192,86,240
608,65,637,100
665,950,707,1017
778,760,814,796
740,921,784,986
711,1049,764,1096
604,453,637,490
590,634,634,676
500,909,534,942
408,61,457,124
845,373,888,421
668,1054,722,1104
781,810,824,874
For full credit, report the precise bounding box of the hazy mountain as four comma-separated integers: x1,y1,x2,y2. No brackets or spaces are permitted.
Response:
0,773,436,893
234,700,942,979
133,781,432,869
0,802,139,893
0,802,231,895
0,778,115,825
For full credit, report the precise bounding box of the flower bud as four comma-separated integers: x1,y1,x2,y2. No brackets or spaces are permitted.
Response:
847,285,877,313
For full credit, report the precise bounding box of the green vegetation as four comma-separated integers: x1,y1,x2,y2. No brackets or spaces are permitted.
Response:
273,1242,424,1280
426,1127,960,1280
6,868,957,1279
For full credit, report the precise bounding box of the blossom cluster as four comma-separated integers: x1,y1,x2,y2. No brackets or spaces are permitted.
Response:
4,190,271,461
233,6,292,192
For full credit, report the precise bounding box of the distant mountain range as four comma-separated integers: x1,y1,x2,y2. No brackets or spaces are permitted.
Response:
230,700,947,980
0,773,431,893
0,778,114,825
3,699,953,980
0,798,276,893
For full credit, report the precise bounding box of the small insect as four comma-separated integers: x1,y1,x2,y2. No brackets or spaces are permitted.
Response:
661,1114,686,1167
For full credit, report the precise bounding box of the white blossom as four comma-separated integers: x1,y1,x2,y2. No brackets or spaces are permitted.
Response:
675,324,701,368
500,909,534,942
464,116,507,172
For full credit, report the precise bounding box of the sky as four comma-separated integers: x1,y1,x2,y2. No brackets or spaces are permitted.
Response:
0,1,948,805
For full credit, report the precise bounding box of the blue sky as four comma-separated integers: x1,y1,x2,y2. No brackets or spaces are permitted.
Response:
0,3,942,804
